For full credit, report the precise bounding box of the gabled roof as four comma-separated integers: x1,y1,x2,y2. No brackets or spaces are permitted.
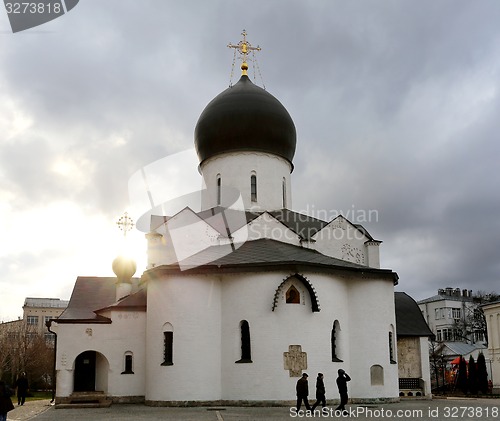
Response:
417,294,472,304
196,207,260,237
145,238,398,283
96,288,147,313
268,209,327,239
151,207,376,243
481,299,500,309
439,341,487,357
57,277,140,323
395,292,433,337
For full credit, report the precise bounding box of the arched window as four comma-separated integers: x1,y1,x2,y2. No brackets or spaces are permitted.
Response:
162,323,173,366
236,320,252,363
251,174,257,202
286,285,300,304
282,178,287,208
121,351,134,374
389,331,396,364
216,174,221,206
331,320,343,362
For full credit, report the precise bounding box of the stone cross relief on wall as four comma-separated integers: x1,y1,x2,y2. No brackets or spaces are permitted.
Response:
284,345,307,377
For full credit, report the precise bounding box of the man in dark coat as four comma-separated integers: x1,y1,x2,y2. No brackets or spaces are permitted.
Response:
295,373,311,412
335,369,351,413
0,381,15,421
311,372,326,411
14,372,29,406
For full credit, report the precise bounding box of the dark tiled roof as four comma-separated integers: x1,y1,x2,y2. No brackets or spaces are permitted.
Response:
395,292,433,337
269,209,327,239
96,287,147,312
181,238,366,269
57,277,140,323
147,238,398,283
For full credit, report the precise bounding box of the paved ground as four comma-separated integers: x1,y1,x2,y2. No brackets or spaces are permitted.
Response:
6,397,500,420
7,400,52,421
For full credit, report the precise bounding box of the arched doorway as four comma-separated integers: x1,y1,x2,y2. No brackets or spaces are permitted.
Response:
74,351,96,391
73,351,109,393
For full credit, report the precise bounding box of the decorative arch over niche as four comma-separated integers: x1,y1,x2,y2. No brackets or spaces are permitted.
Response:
286,285,300,303
272,273,320,312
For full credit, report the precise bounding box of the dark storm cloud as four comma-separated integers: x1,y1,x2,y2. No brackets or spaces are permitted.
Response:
1,0,500,319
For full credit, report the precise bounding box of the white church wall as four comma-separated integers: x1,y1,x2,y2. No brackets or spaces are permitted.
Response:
55,312,146,399
145,274,222,402
484,302,500,392
220,270,356,401
366,241,381,269
312,216,370,267
159,208,221,266
142,268,398,403
347,277,399,400
200,152,292,211
419,336,432,397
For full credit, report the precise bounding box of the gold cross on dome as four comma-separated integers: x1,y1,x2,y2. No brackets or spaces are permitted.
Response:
227,29,261,76
116,212,134,237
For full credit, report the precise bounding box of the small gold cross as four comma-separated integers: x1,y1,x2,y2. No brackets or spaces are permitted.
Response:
116,212,134,237
227,30,261,76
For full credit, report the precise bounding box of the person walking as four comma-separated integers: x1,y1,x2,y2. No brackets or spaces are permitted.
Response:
295,372,311,412
0,381,15,421
311,372,326,411
14,372,29,406
335,369,351,413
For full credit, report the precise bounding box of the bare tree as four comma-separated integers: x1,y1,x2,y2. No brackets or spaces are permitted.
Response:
429,339,443,391
452,290,498,346
0,321,54,389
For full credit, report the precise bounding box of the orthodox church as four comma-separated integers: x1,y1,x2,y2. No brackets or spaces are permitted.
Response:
53,33,415,405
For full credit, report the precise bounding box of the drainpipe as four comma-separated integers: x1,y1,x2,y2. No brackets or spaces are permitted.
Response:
45,319,57,404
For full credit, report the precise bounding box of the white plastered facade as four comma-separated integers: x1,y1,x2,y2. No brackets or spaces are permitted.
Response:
483,301,500,393
144,270,399,403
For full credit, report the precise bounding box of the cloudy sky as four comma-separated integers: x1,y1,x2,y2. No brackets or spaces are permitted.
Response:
1,1,499,321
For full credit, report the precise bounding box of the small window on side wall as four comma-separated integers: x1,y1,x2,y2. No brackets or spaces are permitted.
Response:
162,331,173,366
282,178,287,208
331,320,343,362
236,320,252,363
389,331,396,364
217,175,221,206
251,174,257,202
121,352,134,374
286,285,300,304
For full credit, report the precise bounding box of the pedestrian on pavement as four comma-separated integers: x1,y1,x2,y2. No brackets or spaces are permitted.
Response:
295,372,311,412
14,372,29,406
335,369,351,413
311,372,326,411
0,381,15,421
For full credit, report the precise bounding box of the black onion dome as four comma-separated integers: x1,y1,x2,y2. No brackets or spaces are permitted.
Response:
195,75,296,166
